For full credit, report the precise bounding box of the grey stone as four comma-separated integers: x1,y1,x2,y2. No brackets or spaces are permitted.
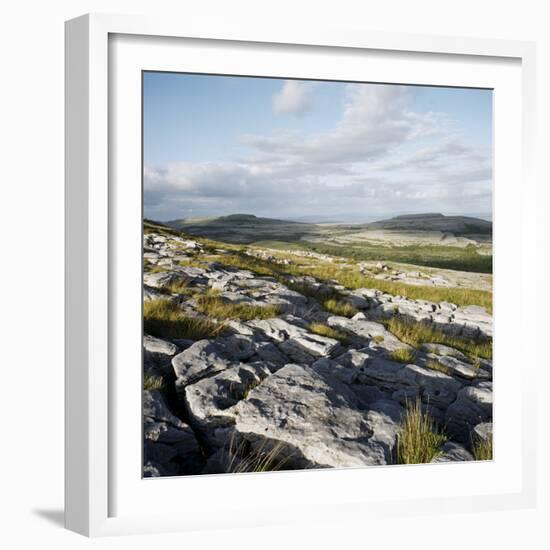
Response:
445,381,493,441
214,334,258,361
432,441,474,463
232,364,402,468
143,390,184,427
400,364,463,408
184,362,272,437
172,340,233,391
420,343,469,362
252,341,290,367
249,317,340,358
473,422,493,443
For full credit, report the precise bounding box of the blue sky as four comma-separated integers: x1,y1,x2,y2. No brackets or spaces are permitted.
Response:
143,72,492,222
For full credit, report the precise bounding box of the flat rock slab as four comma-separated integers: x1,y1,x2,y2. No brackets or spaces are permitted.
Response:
248,317,340,358
232,364,403,469
185,362,272,434
172,340,233,391
327,315,405,351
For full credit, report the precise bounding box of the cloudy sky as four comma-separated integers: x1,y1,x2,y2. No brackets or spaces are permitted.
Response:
143,72,492,223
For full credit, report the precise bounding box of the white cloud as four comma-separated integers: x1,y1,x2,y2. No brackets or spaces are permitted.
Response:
145,83,492,221
253,84,439,164
272,80,313,115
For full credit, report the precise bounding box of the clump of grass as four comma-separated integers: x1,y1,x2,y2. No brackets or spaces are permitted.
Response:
286,281,358,319
226,437,292,473
389,348,416,364
165,278,192,295
143,298,224,340
195,290,280,321
424,359,451,375
397,398,447,464
323,298,358,318
143,374,165,391
147,264,168,273
383,317,492,360
309,322,350,344
472,437,493,461
372,335,385,344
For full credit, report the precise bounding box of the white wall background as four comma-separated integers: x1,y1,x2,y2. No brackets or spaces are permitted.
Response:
0,1,547,547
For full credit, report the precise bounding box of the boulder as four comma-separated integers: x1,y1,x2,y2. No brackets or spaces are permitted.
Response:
184,362,272,436
250,341,290,369
249,317,340,358
432,441,474,463
473,422,493,443
231,364,403,468
445,381,493,442
327,315,404,350
143,334,179,373
143,390,185,427
172,340,233,391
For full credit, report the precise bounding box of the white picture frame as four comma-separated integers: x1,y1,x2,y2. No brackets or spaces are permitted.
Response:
65,13,537,537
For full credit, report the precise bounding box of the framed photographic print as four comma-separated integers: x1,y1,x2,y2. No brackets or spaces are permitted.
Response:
65,13,537,536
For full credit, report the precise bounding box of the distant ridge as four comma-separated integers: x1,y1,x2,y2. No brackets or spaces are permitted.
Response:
165,213,316,244
364,213,492,235
392,213,445,220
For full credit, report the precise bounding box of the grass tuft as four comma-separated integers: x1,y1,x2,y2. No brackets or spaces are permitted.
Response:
323,298,358,318
397,398,447,464
309,322,350,344
226,437,292,473
389,348,417,364
165,278,192,295
472,437,493,461
143,374,165,391
194,290,280,321
143,298,224,340
147,264,168,273
424,359,451,375
383,317,492,360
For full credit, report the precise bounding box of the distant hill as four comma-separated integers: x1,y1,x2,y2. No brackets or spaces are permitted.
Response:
161,212,492,244
363,213,492,235
165,213,317,244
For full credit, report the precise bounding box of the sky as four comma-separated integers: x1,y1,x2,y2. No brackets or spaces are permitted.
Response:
143,72,492,223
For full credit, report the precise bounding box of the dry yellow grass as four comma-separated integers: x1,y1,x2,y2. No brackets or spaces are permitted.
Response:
472,437,493,461
143,298,224,340
384,317,492,360
309,322,350,344
397,399,447,464
143,374,165,391
389,348,416,364
424,359,451,375
195,290,280,321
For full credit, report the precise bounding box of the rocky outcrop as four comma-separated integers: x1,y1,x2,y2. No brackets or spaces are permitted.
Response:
143,390,203,476
231,364,403,468
349,288,492,340
142,230,493,476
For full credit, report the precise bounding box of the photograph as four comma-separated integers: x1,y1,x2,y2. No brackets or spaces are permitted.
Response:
142,72,493,477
